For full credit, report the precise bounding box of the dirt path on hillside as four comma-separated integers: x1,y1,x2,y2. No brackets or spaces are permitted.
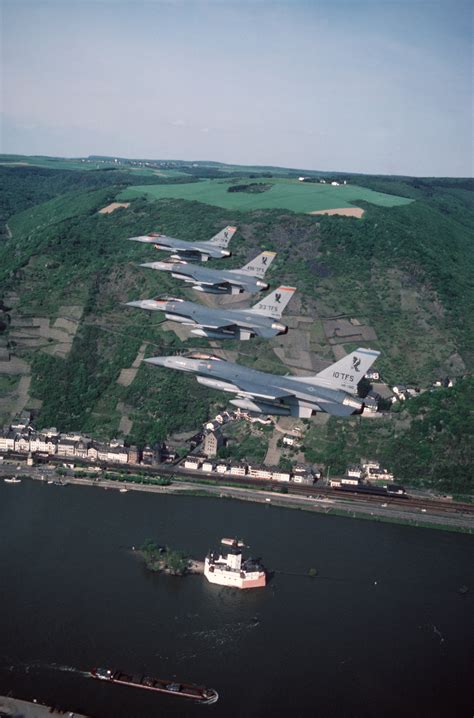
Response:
264,430,281,466
99,202,130,214
309,207,364,218
117,342,147,386
11,375,31,416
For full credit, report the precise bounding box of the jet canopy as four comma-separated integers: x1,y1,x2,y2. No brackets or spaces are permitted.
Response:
154,295,184,302
186,352,224,361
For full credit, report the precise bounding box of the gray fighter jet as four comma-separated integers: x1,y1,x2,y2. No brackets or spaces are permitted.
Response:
144,347,380,418
128,225,237,261
126,285,296,340
140,251,276,294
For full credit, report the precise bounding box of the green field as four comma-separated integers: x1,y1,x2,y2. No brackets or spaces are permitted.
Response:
118,177,413,213
0,155,115,171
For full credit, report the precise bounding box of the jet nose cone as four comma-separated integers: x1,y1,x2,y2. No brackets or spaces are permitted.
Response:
125,300,144,308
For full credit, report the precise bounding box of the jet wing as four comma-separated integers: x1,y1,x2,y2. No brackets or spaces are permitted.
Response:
193,279,245,291
129,234,172,245
234,380,293,402
197,320,240,331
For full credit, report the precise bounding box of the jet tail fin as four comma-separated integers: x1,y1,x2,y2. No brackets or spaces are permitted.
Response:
294,348,380,395
237,251,276,278
250,286,296,318
208,226,237,248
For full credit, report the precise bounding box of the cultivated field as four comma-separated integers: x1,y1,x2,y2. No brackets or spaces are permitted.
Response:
118,177,412,213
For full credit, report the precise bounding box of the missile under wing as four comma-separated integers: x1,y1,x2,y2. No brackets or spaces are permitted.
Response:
140,251,277,295
145,347,380,418
126,285,296,340
128,225,237,261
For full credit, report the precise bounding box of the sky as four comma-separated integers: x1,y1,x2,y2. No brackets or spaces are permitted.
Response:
1,0,472,176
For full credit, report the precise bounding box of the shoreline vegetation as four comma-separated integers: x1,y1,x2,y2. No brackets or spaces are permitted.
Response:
138,539,204,576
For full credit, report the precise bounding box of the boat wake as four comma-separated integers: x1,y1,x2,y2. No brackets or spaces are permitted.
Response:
202,691,219,705
4,660,88,677
50,663,89,676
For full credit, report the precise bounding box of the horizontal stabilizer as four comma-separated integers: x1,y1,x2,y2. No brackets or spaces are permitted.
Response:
321,401,359,417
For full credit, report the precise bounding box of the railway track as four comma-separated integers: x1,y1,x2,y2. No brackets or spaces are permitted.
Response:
9,452,474,516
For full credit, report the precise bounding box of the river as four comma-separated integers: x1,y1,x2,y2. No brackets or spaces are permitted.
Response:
0,480,472,717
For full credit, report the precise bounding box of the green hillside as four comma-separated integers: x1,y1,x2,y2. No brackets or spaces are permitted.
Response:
0,161,472,493
119,177,412,213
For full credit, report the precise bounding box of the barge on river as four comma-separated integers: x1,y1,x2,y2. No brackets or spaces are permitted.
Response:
90,668,218,704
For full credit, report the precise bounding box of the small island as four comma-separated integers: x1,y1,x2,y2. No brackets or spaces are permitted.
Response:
139,539,203,576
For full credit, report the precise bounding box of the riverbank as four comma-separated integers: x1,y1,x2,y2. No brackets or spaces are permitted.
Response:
0,695,90,718
13,468,474,534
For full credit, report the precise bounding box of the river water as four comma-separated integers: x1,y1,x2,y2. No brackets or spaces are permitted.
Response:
0,480,472,717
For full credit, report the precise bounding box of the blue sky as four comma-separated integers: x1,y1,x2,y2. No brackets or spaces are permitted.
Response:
1,0,472,176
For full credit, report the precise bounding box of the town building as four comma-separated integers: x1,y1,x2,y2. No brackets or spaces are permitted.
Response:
229,464,247,476
248,465,273,481
366,467,394,482
201,460,215,473
341,475,360,486
128,445,141,464
362,459,394,481
364,389,381,413
11,412,32,431
203,430,224,458
271,470,291,482
29,434,57,454
15,434,31,453
57,438,77,456
346,465,363,479
74,440,91,459
0,431,16,452
184,457,201,471
87,445,99,461
141,444,161,466
292,472,314,485
107,447,129,464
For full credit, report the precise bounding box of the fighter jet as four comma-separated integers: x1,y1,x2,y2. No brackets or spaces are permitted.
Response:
128,225,237,262
126,285,296,341
139,251,276,295
144,347,381,418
